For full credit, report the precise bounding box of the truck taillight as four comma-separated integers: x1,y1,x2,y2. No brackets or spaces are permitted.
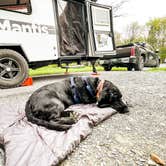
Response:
130,47,135,57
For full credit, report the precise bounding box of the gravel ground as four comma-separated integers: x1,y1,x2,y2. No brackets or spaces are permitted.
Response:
60,71,166,166
0,71,166,166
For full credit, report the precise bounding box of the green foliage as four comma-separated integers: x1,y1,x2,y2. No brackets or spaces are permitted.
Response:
148,67,166,72
146,17,166,48
114,31,123,45
122,37,146,45
115,17,166,56
160,47,166,63
125,22,143,43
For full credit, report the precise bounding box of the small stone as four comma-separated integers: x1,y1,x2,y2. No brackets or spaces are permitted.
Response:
148,159,158,166
125,127,131,131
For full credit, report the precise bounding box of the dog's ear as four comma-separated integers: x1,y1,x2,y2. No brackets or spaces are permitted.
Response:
111,86,123,100
99,81,123,103
104,81,122,98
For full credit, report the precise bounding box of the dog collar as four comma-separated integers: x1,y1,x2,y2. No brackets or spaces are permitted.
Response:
96,79,105,99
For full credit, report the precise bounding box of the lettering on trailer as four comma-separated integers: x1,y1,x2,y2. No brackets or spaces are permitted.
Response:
0,19,56,34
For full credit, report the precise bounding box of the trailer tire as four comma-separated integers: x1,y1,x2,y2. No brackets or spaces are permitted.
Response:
0,49,29,88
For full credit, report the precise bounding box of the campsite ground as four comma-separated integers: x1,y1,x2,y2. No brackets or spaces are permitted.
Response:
0,71,166,166
61,71,166,166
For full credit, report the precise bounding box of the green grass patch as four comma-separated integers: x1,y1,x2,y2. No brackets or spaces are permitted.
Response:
29,64,127,76
148,67,166,72
112,67,127,71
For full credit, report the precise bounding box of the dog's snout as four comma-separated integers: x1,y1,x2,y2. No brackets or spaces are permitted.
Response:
110,98,129,113
121,106,129,113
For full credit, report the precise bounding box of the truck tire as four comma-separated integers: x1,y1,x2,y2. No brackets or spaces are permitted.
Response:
127,65,133,71
0,49,29,88
134,56,144,71
155,59,160,67
103,65,112,71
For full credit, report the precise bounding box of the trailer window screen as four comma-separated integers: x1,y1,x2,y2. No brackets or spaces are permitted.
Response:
58,0,86,56
0,0,31,14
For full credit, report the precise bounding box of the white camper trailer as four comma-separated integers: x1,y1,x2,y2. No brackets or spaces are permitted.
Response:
0,0,115,88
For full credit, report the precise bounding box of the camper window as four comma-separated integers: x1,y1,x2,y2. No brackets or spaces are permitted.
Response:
0,0,31,14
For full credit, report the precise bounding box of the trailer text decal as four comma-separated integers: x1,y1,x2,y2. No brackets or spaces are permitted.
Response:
0,19,56,34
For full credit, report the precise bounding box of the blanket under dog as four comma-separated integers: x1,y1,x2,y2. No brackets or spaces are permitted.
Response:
0,104,116,166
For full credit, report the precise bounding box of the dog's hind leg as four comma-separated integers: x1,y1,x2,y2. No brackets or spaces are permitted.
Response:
51,117,76,125
49,120,73,131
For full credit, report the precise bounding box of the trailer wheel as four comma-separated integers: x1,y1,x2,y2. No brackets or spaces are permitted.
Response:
0,49,29,88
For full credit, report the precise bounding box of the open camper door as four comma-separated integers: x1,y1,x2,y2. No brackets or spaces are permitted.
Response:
57,0,87,57
87,2,115,57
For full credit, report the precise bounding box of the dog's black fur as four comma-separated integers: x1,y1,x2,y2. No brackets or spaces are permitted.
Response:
25,77,128,131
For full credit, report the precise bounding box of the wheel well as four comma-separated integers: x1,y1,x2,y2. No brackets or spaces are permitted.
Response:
0,45,29,62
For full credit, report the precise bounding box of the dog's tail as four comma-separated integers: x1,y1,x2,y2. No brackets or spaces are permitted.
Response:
25,101,72,131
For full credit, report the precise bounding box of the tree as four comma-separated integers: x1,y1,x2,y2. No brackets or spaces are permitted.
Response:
146,17,166,62
125,22,145,43
114,31,123,45
146,17,166,48
160,47,166,63
114,22,146,45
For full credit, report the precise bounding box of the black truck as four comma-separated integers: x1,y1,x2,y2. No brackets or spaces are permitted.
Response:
100,42,160,71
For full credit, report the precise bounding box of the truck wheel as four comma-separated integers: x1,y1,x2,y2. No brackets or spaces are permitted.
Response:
127,65,133,71
0,49,29,88
155,59,160,67
134,56,144,71
103,65,112,71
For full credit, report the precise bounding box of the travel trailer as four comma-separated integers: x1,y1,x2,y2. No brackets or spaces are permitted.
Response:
0,0,115,88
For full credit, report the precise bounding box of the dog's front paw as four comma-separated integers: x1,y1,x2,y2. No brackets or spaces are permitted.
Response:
70,111,79,123
62,110,79,122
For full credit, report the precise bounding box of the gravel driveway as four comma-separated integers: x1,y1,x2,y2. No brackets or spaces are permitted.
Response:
60,71,166,166
0,71,166,166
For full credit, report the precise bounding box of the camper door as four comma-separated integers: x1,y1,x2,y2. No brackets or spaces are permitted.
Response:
87,2,115,57
57,0,87,57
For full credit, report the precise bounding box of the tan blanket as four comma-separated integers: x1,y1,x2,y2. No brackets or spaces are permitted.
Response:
0,104,116,166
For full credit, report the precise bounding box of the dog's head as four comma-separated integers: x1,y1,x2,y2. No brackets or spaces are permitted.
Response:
96,80,129,113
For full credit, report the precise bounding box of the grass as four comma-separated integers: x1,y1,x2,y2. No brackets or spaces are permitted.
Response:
29,64,127,76
147,67,166,72
29,64,166,77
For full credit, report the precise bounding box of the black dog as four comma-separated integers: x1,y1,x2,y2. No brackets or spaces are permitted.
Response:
25,77,128,131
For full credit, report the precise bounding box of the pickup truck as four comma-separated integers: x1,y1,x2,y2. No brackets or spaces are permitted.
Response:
100,43,160,71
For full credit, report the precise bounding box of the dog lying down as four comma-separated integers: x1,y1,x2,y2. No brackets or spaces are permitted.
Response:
25,76,129,131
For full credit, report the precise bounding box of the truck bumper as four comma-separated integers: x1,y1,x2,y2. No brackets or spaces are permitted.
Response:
99,56,137,67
